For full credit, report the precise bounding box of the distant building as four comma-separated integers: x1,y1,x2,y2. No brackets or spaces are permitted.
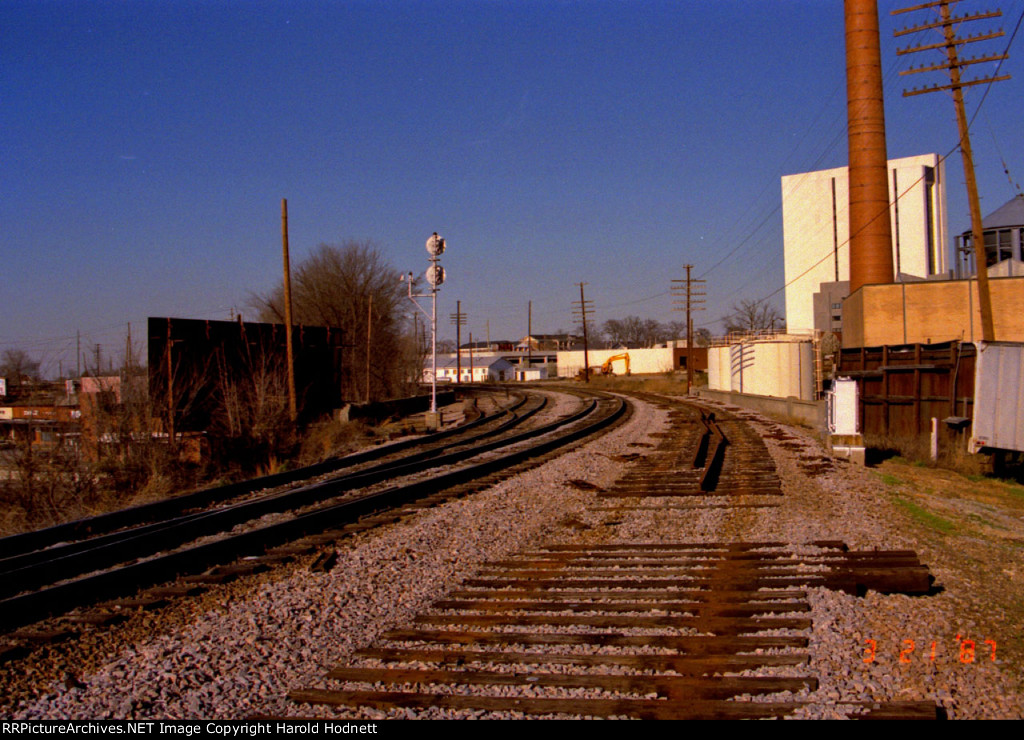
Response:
954,194,1024,277
424,356,516,383
556,345,706,378
518,334,580,352
782,153,948,334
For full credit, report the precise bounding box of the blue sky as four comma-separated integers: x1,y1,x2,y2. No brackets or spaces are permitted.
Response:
3,0,1023,377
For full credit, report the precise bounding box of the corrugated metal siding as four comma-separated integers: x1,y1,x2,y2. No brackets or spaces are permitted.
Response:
971,342,1024,453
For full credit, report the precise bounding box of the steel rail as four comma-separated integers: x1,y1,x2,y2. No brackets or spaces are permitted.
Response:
0,391,527,560
0,394,626,630
0,394,552,595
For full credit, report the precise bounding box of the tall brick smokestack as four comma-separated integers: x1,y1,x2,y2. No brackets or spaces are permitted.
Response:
846,0,894,293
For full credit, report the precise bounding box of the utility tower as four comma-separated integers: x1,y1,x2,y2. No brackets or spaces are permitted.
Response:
671,265,706,394
450,301,466,382
572,283,594,382
893,0,1010,341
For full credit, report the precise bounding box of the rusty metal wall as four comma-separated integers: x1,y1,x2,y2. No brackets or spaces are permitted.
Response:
147,317,345,431
836,341,975,438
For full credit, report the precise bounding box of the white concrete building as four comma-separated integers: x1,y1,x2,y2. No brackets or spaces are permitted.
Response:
782,153,948,334
423,357,515,383
557,347,677,378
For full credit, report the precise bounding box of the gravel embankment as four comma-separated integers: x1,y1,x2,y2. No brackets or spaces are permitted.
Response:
5,392,1022,719
6,392,663,719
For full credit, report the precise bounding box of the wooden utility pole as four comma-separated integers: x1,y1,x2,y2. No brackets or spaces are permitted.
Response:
573,283,594,382
365,294,372,403
166,318,175,448
125,323,132,374
893,0,1010,341
527,300,533,370
281,199,298,421
671,265,706,394
450,301,466,382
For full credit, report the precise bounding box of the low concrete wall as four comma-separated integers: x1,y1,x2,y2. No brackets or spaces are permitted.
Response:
345,391,457,424
696,388,825,429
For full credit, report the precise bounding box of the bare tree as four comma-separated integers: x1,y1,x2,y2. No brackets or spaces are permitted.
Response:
724,300,783,334
254,241,415,402
1,349,41,394
602,316,668,348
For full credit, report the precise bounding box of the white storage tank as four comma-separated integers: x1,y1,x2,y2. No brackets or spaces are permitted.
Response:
707,345,732,391
722,337,815,400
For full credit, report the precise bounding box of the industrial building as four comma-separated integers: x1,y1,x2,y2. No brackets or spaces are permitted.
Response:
954,194,1024,277
842,194,1024,347
556,343,706,379
782,153,948,335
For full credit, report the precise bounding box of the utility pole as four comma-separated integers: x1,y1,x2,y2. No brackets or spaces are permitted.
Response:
527,300,533,370
365,294,372,403
450,300,466,382
572,283,594,382
671,265,706,394
893,0,1010,341
165,318,175,448
281,198,298,422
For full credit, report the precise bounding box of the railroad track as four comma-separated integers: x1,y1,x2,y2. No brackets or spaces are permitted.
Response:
0,387,626,636
290,392,941,720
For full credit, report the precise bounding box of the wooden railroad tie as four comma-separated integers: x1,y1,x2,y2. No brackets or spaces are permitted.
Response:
290,540,939,719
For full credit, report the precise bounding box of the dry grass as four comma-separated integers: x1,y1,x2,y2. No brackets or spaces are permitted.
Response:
298,419,378,464
865,432,993,477
584,373,693,396
873,455,1024,690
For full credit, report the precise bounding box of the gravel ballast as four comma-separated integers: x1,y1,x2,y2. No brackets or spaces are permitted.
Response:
4,391,1022,719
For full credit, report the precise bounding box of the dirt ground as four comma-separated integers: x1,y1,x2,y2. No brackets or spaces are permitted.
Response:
870,455,1024,695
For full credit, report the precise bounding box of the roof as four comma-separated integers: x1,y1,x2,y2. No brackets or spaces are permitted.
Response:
430,356,513,370
984,194,1024,229
959,195,1024,235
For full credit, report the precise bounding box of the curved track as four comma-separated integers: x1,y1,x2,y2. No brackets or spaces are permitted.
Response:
0,387,627,633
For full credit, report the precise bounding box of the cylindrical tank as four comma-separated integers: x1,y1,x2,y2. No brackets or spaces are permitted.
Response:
707,346,731,391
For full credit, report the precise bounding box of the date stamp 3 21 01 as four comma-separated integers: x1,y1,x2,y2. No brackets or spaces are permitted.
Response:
863,636,997,664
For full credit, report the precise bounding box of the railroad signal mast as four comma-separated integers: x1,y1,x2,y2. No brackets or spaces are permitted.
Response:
893,0,1011,341
671,265,706,394
405,232,447,424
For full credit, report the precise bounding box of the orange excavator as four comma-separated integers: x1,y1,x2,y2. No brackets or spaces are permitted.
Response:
579,353,631,379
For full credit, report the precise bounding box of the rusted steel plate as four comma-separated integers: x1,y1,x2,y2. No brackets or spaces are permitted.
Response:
445,588,809,601
323,666,817,699
431,599,810,615
288,689,805,719
854,702,944,720
353,647,811,672
412,613,813,631
380,628,808,651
